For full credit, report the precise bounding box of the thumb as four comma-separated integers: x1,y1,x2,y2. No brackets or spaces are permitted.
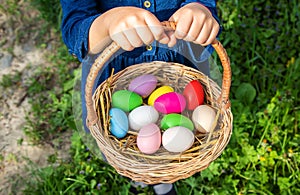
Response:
144,13,169,42
166,31,177,47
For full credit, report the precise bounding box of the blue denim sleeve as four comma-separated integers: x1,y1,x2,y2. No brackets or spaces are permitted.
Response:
60,0,101,62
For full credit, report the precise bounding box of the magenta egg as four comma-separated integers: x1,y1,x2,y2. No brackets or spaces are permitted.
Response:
128,74,157,97
154,92,186,114
137,123,161,154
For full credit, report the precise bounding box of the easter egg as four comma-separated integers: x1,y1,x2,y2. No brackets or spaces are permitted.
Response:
192,105,216,133
183,80,205,110
137,123,161,154
109,108,129,138
128,105,159,131
148,86,174,106
154,92,186,114
128,74,157,97
160,113,194,131
112,90,143,112
162,126,194,153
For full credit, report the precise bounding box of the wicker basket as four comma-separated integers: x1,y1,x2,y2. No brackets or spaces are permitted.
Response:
85,22,233,184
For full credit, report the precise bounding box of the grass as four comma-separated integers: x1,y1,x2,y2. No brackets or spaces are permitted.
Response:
2,0,299,194
19,44,79,144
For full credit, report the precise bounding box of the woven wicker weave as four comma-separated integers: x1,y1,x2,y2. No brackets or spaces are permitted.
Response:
85,22,233,184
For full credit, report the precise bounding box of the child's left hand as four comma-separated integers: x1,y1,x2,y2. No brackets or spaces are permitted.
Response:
167,2,220,47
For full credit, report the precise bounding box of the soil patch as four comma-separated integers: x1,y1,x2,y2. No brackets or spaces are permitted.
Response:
0,1,70,194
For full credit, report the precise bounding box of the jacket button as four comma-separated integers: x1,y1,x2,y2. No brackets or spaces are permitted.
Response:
146,45,152,51
144,1,151,8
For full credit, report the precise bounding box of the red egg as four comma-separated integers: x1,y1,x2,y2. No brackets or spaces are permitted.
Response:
183,80,205,110
154,92,186,114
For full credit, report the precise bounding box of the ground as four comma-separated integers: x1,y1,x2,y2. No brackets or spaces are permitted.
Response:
0,1,70,194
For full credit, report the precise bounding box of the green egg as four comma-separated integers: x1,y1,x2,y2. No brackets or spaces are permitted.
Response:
112,90,143,112
161,113,194,131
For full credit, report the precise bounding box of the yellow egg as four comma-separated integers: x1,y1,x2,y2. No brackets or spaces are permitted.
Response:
147,86,174,106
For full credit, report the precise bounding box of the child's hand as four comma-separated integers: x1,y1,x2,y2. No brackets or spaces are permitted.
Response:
89,7,169,51
167,3,219,47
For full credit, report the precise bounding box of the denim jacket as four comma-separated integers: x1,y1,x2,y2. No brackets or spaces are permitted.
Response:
60,0,220,61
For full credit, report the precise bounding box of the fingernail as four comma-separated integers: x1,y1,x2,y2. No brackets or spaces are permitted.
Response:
159,34,169,44
175,31,185,39
168,42,174,47
161,37,169,43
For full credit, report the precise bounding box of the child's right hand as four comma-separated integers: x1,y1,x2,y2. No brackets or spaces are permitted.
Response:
89,7,169,51
167,3,220,47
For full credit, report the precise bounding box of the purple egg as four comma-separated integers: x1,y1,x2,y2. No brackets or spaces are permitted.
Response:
128,74,157,97
154,92,186,114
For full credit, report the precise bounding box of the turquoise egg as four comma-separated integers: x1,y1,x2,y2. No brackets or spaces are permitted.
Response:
109,108,129,138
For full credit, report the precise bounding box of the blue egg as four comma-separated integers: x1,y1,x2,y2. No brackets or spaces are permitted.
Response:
109,108,129,138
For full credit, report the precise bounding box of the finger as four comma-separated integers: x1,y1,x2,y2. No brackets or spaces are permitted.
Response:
144,13,169,43
123,28,144,48
184,19,203,42
194,21,212,45
167,31,177,47
174,13,193,39
148,25,169,43
135,25,155,45
157,33,170,45
203,23,219,46
111,32,134,51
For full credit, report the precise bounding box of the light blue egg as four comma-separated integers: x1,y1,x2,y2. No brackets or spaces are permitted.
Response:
109,108,129,138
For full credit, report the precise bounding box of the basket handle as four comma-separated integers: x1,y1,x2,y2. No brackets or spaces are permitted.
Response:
85,21,231,126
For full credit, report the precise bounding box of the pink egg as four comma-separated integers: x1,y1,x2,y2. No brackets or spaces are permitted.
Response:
128,74,157,97
137,123,161,154
154,92,186,114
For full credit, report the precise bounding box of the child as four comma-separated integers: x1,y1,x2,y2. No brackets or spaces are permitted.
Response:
60,1,220,194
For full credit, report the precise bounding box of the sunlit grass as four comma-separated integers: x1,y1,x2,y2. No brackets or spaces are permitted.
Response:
6,0,300,194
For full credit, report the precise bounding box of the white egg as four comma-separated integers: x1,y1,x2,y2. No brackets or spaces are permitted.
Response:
162,126,194,153
128,105,159,131
192,105,216,133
